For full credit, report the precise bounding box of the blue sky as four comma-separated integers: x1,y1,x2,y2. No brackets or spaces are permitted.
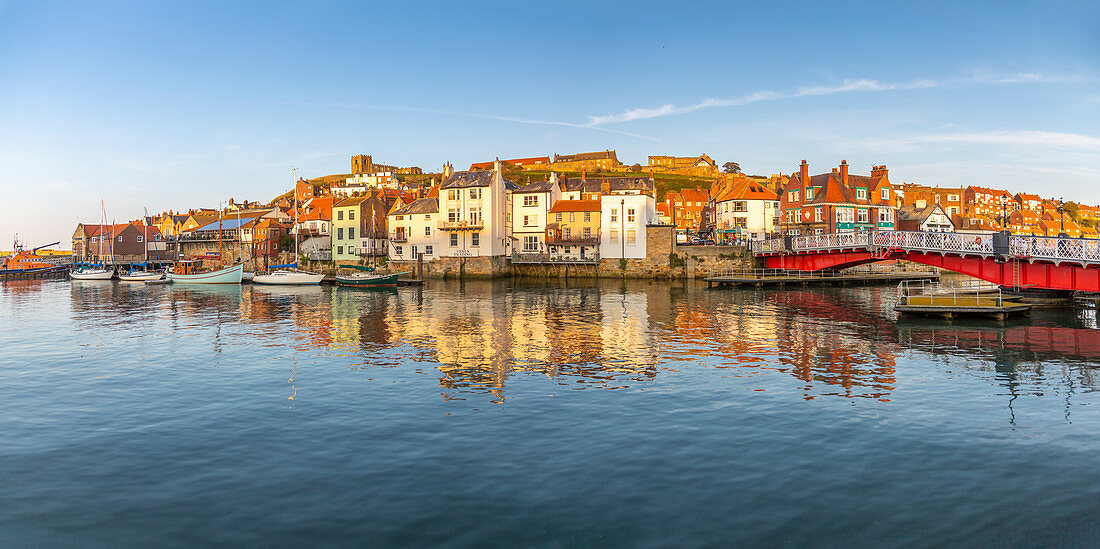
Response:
1,0,1098,245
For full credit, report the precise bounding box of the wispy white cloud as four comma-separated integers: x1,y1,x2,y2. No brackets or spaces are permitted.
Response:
587,78,938,125
586,70,1079,126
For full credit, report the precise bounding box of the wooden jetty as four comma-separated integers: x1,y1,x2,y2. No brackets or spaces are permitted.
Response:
706,267,939,288
894,280,1031,320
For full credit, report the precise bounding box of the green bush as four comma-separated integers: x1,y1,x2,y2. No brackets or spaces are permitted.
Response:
669,253,685,268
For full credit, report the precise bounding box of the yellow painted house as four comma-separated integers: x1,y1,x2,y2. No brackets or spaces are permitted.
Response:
546,199,602,260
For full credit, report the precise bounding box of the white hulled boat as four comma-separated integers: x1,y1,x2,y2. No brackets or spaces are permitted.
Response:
253,267,324,285
119,270,164,282
167,262,243,284
72,200,116,280
70,266,115,280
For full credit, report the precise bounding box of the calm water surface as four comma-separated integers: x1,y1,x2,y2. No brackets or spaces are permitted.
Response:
2,278,1099,547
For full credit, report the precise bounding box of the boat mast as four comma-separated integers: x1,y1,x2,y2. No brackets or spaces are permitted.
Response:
217,201,224,268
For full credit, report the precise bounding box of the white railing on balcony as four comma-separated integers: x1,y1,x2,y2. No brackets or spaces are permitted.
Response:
753,230,1100,265
437,220,484,230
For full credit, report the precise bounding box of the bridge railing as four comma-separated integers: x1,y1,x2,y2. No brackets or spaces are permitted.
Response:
1011,235,1100,263
874,231,994,255
755,230,1100,265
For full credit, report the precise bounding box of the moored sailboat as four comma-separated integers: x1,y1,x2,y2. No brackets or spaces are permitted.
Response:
71,201,116,280
253,173,323,285
335,264,403,288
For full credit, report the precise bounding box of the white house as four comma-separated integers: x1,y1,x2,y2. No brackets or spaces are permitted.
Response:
332,171,400,196
713,181,780,241
511,173,562,253
600,193,657,259
897,204,955,232
388,197,440,261
561,175,653,200
436,162,517,258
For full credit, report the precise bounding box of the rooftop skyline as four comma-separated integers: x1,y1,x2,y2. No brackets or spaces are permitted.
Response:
2,0,1098,244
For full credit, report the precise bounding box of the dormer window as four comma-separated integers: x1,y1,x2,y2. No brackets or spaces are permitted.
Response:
857,189,866,200
881,187,889,200
806,188,814,200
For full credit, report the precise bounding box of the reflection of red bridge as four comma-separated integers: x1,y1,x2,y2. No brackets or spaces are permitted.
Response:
755,231,1100,291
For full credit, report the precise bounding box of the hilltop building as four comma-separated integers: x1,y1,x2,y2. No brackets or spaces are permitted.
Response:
542,150,622,172
780,160,897,235
648,154,718,176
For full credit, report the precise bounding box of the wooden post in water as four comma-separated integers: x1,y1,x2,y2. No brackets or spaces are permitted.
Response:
417,252,423,281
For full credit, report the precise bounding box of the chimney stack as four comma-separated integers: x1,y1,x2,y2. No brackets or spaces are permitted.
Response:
840,160,849,187
799,160,809,189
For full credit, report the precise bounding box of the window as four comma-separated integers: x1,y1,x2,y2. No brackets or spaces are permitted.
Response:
349,210,355,220
610,230,619,243
469,188,481,200
424,226,431,236
338,211,344,221
469,207,482,223
857,189,866,200
337,246,344,255
137,235,143,243
789,190,798,202
523,195,537,207
564,227,572,238
394,245,402,256
349,246,356,255
569,212,575,222
348,227,355,239
448,189,459,201
450,233,458,247
471,232,480,247
627,230,636,245
948,206,958,215
934,195,941,204
627,208,635,222
118,236,123,242
555,212,562,222
734,201,747,212
337,227,344,240
948,194,959,202
583,227,592,238
523,215,533,226
881,187,889,200
814,207,823,222
806,188,815,200
411,245,417,257
879,209,893,223
523,236,538,251
425,245,433,256
448,208,459,222
396,215,404,221
858,209,869,223
583,212,591,222
610,208,618,223
424,214,431,220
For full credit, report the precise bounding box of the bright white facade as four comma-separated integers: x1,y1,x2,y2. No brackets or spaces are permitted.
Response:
436,164,516,258
600,194,656,259
511,174,562,253
333,172,400,197
388,197,440,261
714,198,779,240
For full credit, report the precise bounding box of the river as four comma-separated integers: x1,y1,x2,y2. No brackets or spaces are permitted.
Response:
2,278,1098,547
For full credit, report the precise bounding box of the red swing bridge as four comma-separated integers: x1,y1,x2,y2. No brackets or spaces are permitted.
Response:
753,231,1100,292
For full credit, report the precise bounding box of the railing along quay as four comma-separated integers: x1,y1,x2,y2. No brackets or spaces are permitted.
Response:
753,230,1100,266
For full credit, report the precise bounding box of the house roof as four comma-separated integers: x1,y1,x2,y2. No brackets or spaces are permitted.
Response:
897,204,946,223
513,178,559,194
335,196,369,208
549,200,601,213
441,170,519,189
554,150,617,163
791,170,891,207
392,197,439,216
715,181,777,202
192,215,264,232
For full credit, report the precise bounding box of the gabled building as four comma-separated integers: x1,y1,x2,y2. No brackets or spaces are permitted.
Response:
964,186,1015,218
896,205,954,232
437,162,517,258
713,180,779,241
560,175,655,201
253,219,288,268
387,197,439,261
780,160,897,235
1014,193,1043,213
332,196,367,263
952,214,1000,234
546,199,601,261
1007,209,1042,235
511,174,563,253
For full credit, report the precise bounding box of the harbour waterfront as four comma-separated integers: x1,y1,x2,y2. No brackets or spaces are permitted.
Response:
2,278,1099,546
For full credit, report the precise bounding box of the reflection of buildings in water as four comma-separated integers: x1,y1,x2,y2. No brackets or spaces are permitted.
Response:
244,285,333,350
328,288,394,353
766,290,900,401
384,282,660,402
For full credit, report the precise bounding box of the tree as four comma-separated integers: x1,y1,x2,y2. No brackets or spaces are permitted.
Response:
1064,201,1080,222
722,161,741,174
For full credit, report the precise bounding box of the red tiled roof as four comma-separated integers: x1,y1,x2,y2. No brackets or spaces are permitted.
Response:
549,200,601,213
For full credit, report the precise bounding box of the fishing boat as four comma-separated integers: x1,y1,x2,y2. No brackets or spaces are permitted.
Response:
166,261,243,284
335,264,403,288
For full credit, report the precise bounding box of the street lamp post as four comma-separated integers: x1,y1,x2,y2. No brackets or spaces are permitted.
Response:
1058,198,1067,237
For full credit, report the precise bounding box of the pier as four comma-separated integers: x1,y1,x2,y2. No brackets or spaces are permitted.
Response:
705,266,939,288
